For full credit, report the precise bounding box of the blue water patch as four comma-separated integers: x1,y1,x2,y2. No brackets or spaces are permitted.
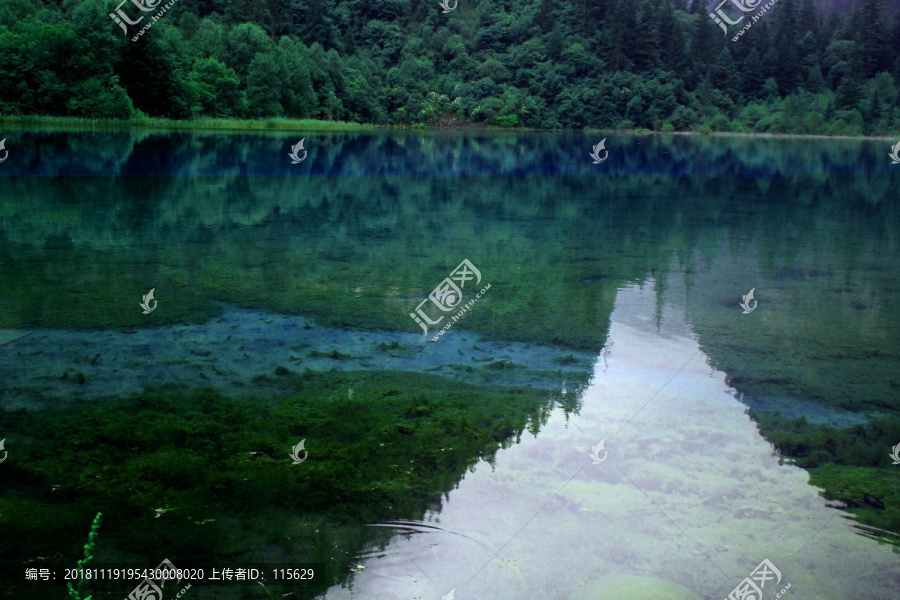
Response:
0,306,596,407
737,392,871,428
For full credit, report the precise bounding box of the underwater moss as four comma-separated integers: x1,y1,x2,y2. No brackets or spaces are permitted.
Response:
375,341,405,351
808,464,900,541
0,371,556,599
308,349,351,360
551,353,593,367
752,409,900,543
485,359,519,370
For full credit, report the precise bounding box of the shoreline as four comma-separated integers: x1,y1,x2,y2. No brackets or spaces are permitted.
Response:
1,114,897,140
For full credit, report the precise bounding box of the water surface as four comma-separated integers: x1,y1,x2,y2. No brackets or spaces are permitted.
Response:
1,129,898,600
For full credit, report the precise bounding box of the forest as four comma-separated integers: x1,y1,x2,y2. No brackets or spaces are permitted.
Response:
0,0,899,134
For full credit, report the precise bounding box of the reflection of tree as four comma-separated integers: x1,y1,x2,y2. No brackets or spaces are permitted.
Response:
3,130,900,595
684,230,900,415
1,131,898,403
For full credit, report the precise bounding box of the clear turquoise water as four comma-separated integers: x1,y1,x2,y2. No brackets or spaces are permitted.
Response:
1,128,898,599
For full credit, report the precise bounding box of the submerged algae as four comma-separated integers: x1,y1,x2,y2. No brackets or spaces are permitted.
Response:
1,307,596,407
808,465,900,541
752,409,900,543
0,371,558,599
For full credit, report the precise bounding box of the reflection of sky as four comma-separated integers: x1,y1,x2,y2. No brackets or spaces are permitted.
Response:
326,280,900,600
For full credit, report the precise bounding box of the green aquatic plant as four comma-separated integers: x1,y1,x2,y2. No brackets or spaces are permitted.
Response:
551,354,579,365
308,349,352,360
67,512,101,600
752,410,900,543
375,341,406,351
485,359,519,370
551,354,591,367
0,372,558,599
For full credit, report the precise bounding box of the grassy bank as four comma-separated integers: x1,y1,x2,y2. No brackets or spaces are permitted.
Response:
0,115,379,132
4,114,897,138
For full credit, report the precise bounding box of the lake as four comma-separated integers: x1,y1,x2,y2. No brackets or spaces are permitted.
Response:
0,127,898,600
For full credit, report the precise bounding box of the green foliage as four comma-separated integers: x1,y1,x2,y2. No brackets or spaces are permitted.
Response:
191,58,246,117
752,411,900,469
808,465,900,540
0,0,898,133
752,411,900,540
0,114,377,131
67,512,102,600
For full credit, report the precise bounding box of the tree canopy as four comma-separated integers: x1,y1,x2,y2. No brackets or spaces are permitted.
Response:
1,0,899,134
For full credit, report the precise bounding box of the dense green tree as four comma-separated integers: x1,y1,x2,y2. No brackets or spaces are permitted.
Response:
361,20,405,67
246,51,289,116
806,63,826,93
835,74,863,110
856,0,891,78
799,0,820,40
0,0,898,134
226,22,273,76
690,11,720,78
191,57,247,117
278,37,317,116
658,0,688,75
713,48,740,99
740,49,766,98
774,0,802,94
68,75,135,119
